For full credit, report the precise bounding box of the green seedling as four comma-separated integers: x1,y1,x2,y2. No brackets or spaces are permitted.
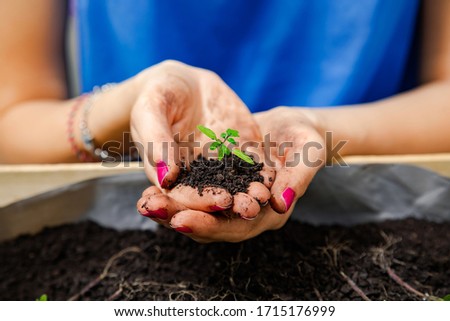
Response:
36,294,48,301
197,125,255,165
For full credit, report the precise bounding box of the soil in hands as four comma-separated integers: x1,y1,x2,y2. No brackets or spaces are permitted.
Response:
174,154,264,195
0,218,449,301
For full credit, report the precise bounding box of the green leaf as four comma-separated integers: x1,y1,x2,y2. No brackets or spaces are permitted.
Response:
220,132,227,139
227,137,237,145
443,294,450,301
217,146,225,160
226,128,240,137
36,294,48,301
197,125,217,140
232,149,254,165
210,142,221,150
220,144,230,157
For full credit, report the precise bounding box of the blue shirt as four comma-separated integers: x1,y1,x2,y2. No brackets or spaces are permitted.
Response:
75,0,420,112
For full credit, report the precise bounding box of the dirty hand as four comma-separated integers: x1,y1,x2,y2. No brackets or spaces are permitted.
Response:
131,60,274,219
254,107,325,214
136,107,325,243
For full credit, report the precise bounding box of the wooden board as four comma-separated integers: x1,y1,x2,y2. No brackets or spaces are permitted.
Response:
1,153,449,207
343,153,450,178
0,162,143,207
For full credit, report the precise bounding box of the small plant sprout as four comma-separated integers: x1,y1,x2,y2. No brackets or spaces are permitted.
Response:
36,294,48,301
197,125,255,165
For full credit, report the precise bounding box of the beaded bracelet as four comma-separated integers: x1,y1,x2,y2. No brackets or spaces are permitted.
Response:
79,83,117,161
67,83,140,163
67,94,93,162
67,84,116,162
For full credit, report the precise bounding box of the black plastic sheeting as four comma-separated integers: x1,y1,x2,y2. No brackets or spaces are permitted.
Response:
1,164,449,236
296,164,450,225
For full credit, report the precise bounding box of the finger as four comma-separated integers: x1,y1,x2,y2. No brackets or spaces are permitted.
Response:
131,79,193,188
137,193,186,221
260,167,276,188
270,134,324,214
243,142,276,189
170,207,288,243
232,192,261,220
141,186,162,197
269,168,305,214
247,182,271,205
170,209,257,243
169,185,233,212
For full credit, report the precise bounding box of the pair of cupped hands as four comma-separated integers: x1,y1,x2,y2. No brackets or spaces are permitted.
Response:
131,61,325,243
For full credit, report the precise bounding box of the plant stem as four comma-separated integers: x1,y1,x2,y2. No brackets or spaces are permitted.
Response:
223,134,230,143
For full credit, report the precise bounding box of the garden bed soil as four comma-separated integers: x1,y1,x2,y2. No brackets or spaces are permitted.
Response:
0,218,449,301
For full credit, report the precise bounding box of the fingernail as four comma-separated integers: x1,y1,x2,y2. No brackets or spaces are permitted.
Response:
142,208,168,220
156,161,169,187
282,187,296,212
210,205,227,212
240,215,257,221
174,226,193,233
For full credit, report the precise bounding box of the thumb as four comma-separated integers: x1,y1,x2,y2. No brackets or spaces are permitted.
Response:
131,93,184,189
269,134,325,214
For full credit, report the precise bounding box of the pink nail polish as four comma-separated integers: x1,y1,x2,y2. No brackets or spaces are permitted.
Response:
282,187,296,212
143,208,168,220
156,161,169,187
175,226,193,233
210,205,227,212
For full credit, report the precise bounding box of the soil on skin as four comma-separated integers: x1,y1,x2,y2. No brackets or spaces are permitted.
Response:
0,218,449,301
174,154,264,195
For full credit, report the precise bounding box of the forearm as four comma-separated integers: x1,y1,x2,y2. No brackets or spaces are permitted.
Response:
0,81,137,163
0,99,73,163
310,80,450,156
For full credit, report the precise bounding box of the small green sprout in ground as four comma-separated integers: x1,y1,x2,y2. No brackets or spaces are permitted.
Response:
442,294,450,301
36,294,48,301
197,125,254,165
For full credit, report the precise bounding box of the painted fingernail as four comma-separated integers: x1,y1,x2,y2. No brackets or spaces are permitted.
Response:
209,205,227,212
142,208,168,220
174,226,193,233
156,161,169,187
282,187,296,212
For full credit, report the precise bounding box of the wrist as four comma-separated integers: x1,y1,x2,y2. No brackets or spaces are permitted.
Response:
87,79,139,150
68,79,139,162
68,95,92,161
307,107,368,157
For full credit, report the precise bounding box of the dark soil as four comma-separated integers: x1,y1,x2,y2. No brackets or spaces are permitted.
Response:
174,154,264,195
1,218,449,301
